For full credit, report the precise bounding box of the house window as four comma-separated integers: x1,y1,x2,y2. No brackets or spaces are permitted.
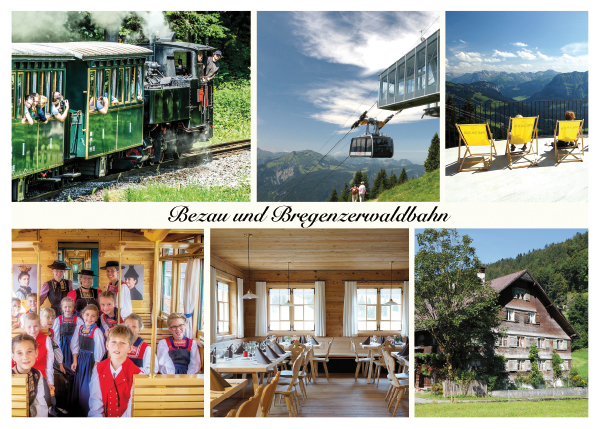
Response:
513,287,530,301
268,286,315,332
526,312,537,324
536,338,544,348
508,336,517,347
500,336,508,347
517,336,526,347
546,360,552,370
357,286,402,332
217,281,230,334
518,360,526,371
506,309,516,322
539,360,545,371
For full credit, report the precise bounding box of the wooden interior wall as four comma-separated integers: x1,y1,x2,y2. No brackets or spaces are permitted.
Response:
12,230,155,315
211,254,245,343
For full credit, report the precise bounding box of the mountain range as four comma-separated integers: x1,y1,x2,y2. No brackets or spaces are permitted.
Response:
257,148,425,202
446,70,587,102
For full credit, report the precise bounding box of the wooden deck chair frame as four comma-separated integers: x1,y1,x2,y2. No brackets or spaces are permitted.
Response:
554,119,585,163
456,123,497,172
505,116,539,169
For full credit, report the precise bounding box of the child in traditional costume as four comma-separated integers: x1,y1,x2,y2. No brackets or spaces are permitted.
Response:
12,297,22,330
101,261,132,318
42,307,71,415
19,293,38,327
124,313,157,374
70,304,105,417
52,297,82,369
88,325,143,417
157,313,202,374
22,313,54,394
11,334,51,417
98,291,123,337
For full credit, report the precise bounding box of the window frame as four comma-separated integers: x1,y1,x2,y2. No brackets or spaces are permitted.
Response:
216,280,231,335
267,284,315,334
357,283,403,334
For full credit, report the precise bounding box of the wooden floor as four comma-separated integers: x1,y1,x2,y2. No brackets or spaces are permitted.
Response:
213,373,409,418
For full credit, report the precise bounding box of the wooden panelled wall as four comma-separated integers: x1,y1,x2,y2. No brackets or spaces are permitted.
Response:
12,230,155,315
210,253,408,338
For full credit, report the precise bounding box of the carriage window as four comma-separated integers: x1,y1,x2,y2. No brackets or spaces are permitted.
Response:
17,73,23,118
417,46,426,91
365,138,372,153
32,72,37,95
103,68,110,101
58,70,63,94
124,67,130,103
88,70,96,112
24,72,30,97
217,282,230,334
405,56,415,95
46,73,51,115
11,74,15,118
427,40,438,88
52,71,57,94
39,72,45,114
379,74,387,105
130,67,136,102
162,254,173,314
387,69,395,100
397,63,405,97
197,259,204,333
137,66,143,102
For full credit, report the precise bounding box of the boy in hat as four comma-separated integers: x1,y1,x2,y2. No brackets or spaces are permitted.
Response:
123,265,143,301
67,269,100,316
40,261,73,317
12,334,51,417
101,261,132,318
15,265,33,300
88,325,143,417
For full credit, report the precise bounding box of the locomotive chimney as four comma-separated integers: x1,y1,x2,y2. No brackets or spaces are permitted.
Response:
477,265,486,283
105,29,119,43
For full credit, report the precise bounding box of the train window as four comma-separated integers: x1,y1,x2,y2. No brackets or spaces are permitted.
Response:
11,74,15,119
38,72,45,114
136,66,142,102
110,69,117,105
103,68,110,101
16,73,23,118
162,248,174,314
417,46,426,91
24,72,30,97
197,260,204,333
178,262,187,311
124,67,130,103
117,68,124,104
217,281,230,334
88,70,96,112
397,63,405,97
32,72,37,95
58,70,63,94
45,73,51,115
405,56,414,96
427,40,438,88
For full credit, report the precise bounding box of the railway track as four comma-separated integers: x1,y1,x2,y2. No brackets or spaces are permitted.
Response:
23,139,251,202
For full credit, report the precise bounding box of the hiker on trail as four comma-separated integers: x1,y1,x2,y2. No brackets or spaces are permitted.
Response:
358,182,367,202
351,184,359,202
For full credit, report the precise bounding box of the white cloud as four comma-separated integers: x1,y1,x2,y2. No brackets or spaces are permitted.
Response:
493,50,516,58
561,42,588,55
512,42,528,47
455,51,482,62
483,58,501,63
520,64,533,68
517,50,536,60
290,11,440,76
459,39,466,43
537,51,553,61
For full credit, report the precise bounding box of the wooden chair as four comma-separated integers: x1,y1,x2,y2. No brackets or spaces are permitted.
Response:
554,119,585,163
312,340,333,381
290,341,306,361
455,123,497,172
373,344,388,387
274,352,304,416
260,371,280,417
505,116,539,169
383,351,408,417
351,340,371,381
12,374,28,417
131,374,204,417
235,384,264,417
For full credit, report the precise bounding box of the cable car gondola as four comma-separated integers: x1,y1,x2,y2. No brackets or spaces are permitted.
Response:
349,111,396,158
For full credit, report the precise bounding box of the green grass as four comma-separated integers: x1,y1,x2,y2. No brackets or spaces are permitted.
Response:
572,349,588,381
513,96,529,101
105,181,250,202
208,81,250,144
374,169,439,202
416,393,587,402
416,399,588,417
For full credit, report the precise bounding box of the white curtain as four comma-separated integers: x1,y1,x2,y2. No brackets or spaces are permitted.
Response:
315,281,326,336
402,280,409,337
236,277,244,338
210,267,217,343
182,258,201,338
255,281,267,336
343,281,358,337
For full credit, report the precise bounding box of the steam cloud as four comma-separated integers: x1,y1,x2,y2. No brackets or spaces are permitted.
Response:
12,11,171,43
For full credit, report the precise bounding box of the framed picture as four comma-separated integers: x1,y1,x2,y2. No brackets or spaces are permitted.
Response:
13,264,38,299
122,264,144,301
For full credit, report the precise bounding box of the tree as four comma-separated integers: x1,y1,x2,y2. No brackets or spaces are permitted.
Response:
328,188,338,202
399,167,408,185
459,97,477,124
527,344,545,388
362,172,370,197
340,181,350,202
388,170,398,188
569,293,588,350
411,174,415,180
415,229,503,377
352,170,363,188
372,167,388,198
424,133,440,173
551,351,564,385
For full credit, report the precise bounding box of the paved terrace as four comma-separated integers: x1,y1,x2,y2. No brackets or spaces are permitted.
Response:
444,137,588,202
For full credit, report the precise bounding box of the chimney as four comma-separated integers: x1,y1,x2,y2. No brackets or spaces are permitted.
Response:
105,29,119,43
477,265,486,283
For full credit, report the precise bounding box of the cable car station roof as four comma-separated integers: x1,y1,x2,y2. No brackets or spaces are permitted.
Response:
12,42,153,61
378,29,440,111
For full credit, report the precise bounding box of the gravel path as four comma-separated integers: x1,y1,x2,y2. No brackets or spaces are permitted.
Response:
44,150,250,202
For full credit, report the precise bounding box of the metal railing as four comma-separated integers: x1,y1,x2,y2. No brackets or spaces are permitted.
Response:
445,99,588,149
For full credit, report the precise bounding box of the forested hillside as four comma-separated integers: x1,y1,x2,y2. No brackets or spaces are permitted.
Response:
486,231,588,349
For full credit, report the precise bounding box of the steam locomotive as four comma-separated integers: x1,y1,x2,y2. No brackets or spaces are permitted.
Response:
11,33,216,201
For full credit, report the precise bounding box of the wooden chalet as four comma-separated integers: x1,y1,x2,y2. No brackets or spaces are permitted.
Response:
209,229,410,417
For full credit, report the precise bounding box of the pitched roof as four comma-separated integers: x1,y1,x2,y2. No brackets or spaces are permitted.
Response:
489,269,529,293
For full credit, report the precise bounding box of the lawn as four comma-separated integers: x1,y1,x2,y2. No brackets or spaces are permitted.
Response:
208,80,251,144
104,181,250,202
416,399,588,417
571,349,588,381
374,169,439,202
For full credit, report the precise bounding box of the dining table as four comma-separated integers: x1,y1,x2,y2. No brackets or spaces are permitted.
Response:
211,351,292,394
361,342,406,383
209,378,248,416
281,341,323,383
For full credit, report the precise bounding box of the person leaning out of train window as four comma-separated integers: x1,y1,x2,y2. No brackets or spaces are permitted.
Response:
198,50,222,80
21,94,36,125
35,95,49,124
50,92,69,123
89,96,109,115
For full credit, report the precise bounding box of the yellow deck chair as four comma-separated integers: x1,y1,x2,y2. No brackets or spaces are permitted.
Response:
505,116,539,169
455,123,497,172
554,119,584,163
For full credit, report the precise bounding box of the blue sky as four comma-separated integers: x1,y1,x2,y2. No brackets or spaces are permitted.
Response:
446,11,588,76
415,229,587,264
258,12,440,164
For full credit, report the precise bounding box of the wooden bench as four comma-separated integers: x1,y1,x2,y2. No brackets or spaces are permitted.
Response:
132,374,204,417
12,374,28,417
